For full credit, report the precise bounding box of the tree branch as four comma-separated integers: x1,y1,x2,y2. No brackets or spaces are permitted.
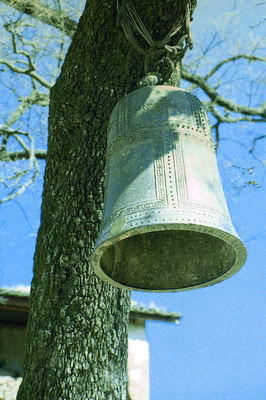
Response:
205,103,266,123
182,68,266,118
0,58,52,89
1,0,77,37
249,134,266,154
0,149,47,161
204,54,266,80
1,91,49,131
1,24,53,89
0,129,47,159
0,128,42,202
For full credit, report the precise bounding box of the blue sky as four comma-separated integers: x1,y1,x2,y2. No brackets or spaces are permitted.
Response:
1,1,266,399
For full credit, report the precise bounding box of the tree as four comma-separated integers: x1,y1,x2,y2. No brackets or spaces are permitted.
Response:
0,0,265,399
1,1,265,204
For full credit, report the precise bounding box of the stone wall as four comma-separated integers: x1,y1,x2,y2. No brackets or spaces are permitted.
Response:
0,374,22,400
128,321,149,400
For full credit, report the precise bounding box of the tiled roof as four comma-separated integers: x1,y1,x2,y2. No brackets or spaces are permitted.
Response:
130,300,181,323
0,288,181,324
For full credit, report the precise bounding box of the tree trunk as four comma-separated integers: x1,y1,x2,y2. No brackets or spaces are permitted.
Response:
17,1,187,399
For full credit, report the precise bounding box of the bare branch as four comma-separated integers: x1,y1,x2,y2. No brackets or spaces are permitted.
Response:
181,68,266,118
1,0,77,37
0,128,41,202
249,134,266,153
0,149,47,161
1,24,53,88
0,58,52,88
221,137,265,164
0,168,39,202
204,54,266,80
4,97,34,128
1,91,49,130
0,129,47,160
205,103,266,123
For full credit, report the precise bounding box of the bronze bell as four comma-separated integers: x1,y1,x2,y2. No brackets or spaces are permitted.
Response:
91,86,247,292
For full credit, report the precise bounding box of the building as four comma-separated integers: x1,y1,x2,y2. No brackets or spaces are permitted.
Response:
0,288,180,400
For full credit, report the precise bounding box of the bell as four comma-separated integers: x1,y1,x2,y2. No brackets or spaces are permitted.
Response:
91,85,247,292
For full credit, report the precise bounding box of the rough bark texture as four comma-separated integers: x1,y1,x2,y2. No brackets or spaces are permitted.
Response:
16,1,187,399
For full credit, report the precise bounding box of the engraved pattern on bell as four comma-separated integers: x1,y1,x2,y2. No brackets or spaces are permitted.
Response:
91,86,247,292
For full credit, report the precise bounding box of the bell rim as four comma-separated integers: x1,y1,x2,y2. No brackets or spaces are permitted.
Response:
91,223,247,292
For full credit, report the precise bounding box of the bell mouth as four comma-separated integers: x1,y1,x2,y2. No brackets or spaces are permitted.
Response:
93,227,246,292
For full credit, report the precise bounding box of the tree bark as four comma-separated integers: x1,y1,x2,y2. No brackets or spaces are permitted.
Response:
16,1,189,399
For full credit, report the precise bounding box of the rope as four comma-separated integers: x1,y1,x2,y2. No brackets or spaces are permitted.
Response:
117,1,194,86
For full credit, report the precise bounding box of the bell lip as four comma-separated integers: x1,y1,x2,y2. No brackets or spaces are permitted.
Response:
91,223,247,292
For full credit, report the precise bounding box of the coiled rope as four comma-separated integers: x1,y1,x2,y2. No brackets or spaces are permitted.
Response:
117,0,194,86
